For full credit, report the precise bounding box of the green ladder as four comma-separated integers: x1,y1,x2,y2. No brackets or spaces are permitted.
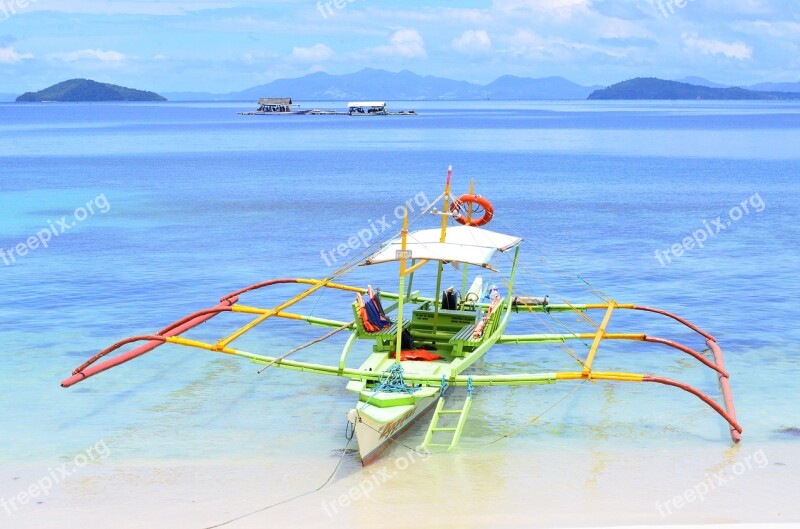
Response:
422,377,474,451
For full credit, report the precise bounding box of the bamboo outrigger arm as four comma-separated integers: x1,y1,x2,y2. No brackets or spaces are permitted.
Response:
497,333,727,377
506,301,740,442
62,278,365,387
61,278,741,443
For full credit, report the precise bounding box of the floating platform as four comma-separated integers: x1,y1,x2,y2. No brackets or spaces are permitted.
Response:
238,98,416,116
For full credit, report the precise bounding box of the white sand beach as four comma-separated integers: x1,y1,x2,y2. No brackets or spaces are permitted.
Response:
2,440,797,529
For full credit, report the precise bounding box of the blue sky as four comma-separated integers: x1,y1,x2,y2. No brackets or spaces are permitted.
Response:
0,0,798,93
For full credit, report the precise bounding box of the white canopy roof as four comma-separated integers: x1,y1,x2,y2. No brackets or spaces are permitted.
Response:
348,101,386,107
363,225,522,269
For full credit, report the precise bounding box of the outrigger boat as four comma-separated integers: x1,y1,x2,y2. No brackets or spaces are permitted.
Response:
62,167,742,464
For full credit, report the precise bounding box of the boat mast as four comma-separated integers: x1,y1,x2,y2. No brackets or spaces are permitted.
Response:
433,166,452,333
460,178,475,300
395,207,409,364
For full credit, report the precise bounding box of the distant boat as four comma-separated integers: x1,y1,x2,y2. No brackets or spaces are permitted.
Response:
348,101,388,115
257,97,295,113
238,97,298,115
347,102,417,116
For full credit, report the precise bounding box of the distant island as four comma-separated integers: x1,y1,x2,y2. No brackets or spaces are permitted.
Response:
589,77,800,101
16,79,166,102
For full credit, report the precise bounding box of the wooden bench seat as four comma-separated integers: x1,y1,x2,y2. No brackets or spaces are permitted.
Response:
449,324,481,346
374,318,410,338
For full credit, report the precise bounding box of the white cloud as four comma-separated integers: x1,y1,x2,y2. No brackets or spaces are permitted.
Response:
732,20,800,39
239,50,280,64
290,43,334,63
493,0,591,18
351,7,487,25
452,30,492,54
503,29,627,62
682,34,753,60
48,49,127,63
372,29,427,59
13,0,228,15
702,0,781,16
596,17,651,40
504,29,549,58
0,46,33,64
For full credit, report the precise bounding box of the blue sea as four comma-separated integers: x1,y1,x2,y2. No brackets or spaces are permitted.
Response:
1,100,798,527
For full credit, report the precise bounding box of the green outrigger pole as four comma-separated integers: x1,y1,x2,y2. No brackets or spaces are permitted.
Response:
61,167,743,465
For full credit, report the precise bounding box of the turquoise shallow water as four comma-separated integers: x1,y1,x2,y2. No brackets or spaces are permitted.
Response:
0,100,799,469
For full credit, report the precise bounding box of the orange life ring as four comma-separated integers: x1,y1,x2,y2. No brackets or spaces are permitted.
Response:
450,194,494,227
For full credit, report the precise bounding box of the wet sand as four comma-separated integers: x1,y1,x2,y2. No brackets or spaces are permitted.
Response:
2,440,797,529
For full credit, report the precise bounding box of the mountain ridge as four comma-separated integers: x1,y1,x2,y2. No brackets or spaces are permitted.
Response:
163,68,601,101
675,76,729,88
748,81,800,93
162,70,798,101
